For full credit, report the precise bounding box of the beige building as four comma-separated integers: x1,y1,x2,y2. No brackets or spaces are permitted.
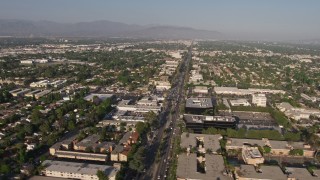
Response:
235,165,287,180
252,94,267,107
242,146,264,166
193,86,209,94
226,138,315,158
41,160,118,180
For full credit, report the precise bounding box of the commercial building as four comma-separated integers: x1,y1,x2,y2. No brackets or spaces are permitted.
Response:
277,102,320,121
229,99,251,107
41,160,118,180
180,133,222,153
232,112,281,132
189,71,204,82
84,93,114,102
185,98,214,114
193,86,209,94
235,165,287,180
176,154,231,180
286,167,319,180
184,114,237,133
112,110,145,123
214,87,285,96
117,99,162,114
226,138,315,157
252,94,267,107
241,146,264,166
154,81,171,91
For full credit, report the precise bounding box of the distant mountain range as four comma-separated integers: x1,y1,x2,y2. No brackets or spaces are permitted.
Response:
0,19,222,39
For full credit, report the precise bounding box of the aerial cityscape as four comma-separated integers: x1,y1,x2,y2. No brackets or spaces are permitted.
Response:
1,1,320,180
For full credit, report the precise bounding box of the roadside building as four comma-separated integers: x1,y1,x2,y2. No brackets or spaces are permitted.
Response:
193,86,209,94
226,138,315,157
286,167,318,180
185,98,214,114
235,165,287,180
183,114,237,133
180,132,222,153
41,160,118,180
177,154,231,180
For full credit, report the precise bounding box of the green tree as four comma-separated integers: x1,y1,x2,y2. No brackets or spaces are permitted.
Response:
31,109,42,124
129,147,146,172
136,122,148,135
67,120,76,131
24,124,34,135
0,164,10,174
96,170,109,180
289,149,304,156
263,146,271,154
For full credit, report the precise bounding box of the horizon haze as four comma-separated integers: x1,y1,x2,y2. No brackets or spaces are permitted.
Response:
0,0,320,40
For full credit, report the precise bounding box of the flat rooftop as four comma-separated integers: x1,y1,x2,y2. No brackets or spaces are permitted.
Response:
180,132,222,152
226,112,278,127
236,165,287,180
84,93,114,101
51,133,78,150
29,176,66,180
177,154,230,180
186,98,213,108
183,114,236,124
42,160,118,177
227,138,265,148
55,150,108,159
286,167,318,180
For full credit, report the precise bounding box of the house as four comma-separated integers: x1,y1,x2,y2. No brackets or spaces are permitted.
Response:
119,131,139,146
110,145,132,162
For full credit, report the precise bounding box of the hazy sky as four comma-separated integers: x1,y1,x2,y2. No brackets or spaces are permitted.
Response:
1,0,320,39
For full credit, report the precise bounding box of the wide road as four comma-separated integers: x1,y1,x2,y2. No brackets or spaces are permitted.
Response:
157,46,192,180
136,47,192,180
140,45,192,180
